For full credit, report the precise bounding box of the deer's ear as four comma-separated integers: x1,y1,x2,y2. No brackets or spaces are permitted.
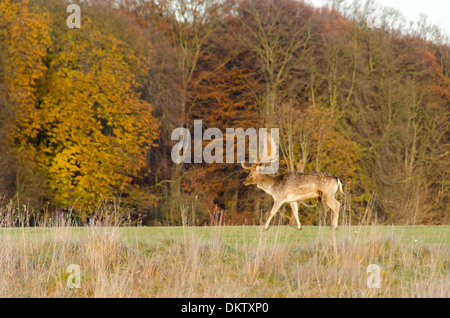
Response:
255,165,262,173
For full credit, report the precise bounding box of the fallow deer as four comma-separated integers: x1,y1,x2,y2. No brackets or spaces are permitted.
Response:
241,133,344,230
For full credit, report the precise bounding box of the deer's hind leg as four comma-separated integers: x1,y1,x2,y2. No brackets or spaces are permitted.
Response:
322,194,341,230
290,202,302,231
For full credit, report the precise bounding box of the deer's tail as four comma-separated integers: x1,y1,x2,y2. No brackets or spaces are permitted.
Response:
337,178,344,194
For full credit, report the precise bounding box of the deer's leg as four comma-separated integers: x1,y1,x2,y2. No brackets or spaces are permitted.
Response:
264,200,283,230
290,202,302,230
323,195,341,230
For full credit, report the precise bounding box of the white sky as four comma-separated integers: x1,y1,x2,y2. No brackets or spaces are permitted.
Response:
306,0,450,38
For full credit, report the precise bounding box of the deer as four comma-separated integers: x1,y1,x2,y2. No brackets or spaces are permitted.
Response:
241,133,344,231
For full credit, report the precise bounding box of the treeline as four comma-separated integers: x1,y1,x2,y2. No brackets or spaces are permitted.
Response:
0,0,448,225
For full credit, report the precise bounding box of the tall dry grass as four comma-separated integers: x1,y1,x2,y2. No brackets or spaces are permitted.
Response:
0,200,448,297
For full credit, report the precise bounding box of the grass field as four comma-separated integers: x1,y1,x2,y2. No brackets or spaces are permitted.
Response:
0,224,448,297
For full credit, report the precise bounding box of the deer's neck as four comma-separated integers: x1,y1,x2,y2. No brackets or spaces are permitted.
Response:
255,174,276,195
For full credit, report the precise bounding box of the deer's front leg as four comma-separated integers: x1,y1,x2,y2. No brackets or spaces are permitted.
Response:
290,202,302,230
264,200,283,230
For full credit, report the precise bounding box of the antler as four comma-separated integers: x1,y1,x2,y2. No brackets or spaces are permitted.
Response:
259,131,277,164
241,131,277,170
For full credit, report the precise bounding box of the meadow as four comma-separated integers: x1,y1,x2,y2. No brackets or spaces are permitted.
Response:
0,222,448,297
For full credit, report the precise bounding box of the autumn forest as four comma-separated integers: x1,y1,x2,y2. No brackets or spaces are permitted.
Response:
0,0,448,226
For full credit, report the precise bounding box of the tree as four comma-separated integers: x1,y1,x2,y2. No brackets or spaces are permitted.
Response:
36,5,159,214
0,0,51,208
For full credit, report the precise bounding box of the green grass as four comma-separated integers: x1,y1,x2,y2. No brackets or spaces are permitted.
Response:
4,225,446,246
0,225,448,297
118,225,449,245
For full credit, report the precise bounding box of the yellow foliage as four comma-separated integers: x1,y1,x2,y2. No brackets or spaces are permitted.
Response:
36,15,159,210
0,0,51,143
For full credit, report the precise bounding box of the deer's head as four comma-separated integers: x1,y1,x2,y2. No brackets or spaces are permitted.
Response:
241,163,263,186
241,131,277,186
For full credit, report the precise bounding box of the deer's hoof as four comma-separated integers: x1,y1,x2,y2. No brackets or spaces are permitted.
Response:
298,227,302,231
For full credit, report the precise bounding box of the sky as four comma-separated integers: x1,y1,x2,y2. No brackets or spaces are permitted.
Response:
306,0,450,38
